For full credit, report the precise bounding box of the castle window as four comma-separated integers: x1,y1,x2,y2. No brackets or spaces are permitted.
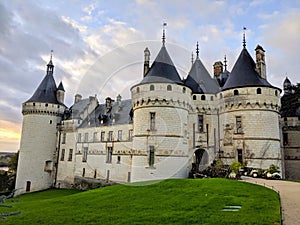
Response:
193,95,196,100
167,85,172,91
82,168,85,177
45,103,48,107
60,149,65,161
198,115,203,132
26,181,31,192
94,169,97,178
101,132,105,142
93,132,97,142
128,129,133,141
257,88,262,94
201,95,206,100
237,149,243,164
150,85,155,91
150,112,156,131
44,160,53,172
283,133,288,145
117,130,122,141
117,156,121,164
220,93,223,99
106,147,113,163
210,96,214,101
234,90,239,96
149,146,155,167
183,87,186,93
49,120,52,124
82,147,88,162
68,149,73,161
137,87,140,93
108,131,113,141
77,133,82,142
275,90,278,96
84,133,89,142
33,103,35,106
62,133,66,144
236,116,243,133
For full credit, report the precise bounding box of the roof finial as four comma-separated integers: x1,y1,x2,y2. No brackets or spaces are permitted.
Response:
191,52,194,65
196,42,199,58
224,55,227,71
162,22,167,46
50,50,53,61
243,27,247,48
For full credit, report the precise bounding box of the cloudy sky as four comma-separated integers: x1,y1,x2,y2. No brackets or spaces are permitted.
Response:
1,0,300,152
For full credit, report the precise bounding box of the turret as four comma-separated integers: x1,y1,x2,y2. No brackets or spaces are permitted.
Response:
143,47,150,76
56,81,65,104
15,53,66,196
283,77,292,95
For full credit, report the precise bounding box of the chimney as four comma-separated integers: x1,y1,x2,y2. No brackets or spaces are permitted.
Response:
213,61,223,79
74,94,82,103
116,94,122,112
255,45,266,79
143,47,150,77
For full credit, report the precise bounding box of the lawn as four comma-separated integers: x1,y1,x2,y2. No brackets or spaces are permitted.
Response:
0,179,280,224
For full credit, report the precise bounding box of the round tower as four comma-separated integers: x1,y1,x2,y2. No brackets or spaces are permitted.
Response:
220,43,282,173
130,41,192,182
15,57,66,195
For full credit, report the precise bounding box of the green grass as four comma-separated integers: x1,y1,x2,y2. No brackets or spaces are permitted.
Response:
1,179,280,225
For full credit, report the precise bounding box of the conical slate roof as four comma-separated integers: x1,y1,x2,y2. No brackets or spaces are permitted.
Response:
26,70,59,104
283,77,291,85
139,46,183,84
222,48,273,91
184,58,220,94
57,81,65,91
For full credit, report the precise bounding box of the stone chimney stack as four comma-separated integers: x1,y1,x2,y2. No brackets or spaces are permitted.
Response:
143,47,150,77
255,45,266,79
213,61,223,79
74,94,82,103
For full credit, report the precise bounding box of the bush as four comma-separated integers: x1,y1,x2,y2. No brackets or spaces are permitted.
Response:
230,161,243,174
267,164,279,174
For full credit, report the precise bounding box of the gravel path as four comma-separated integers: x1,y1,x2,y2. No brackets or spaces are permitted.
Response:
242,177,300,225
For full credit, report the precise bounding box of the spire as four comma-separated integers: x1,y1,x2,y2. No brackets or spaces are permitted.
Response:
224,55,227,71
196,42,199,59
243,27,247,49
162,22,167,46
47,50,54,75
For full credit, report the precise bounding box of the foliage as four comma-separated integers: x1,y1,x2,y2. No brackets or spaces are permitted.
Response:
0,179,281,225
230,161,243,174
281,83,300,117
267,164,280,174
8,152,18,173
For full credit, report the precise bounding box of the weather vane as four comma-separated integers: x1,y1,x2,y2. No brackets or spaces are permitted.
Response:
50,50,54,61
224,55,227,71
196,42,199,58
162,22,167,45
243,27,247,48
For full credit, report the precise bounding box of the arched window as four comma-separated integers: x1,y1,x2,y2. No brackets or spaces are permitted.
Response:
201,95,206,100
193,95,197,100
275,90,278,96
256,88,262,94
167,85,172,91
234,90,239,96
137,87,140,93
183,87,186,93
150,85,154,91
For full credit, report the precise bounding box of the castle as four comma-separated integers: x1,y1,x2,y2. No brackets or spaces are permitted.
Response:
15,32,289,196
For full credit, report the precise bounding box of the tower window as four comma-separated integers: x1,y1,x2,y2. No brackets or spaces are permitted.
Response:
117,156,121,164
257,88,262,94
234,90,239,96
45,103,48,107
201,95,206,100
193,95,196,100
49,120,52,124
106,147,113,163
275,90,278,96
183,87,186,93
236,116,243,133
60,149,65,161
220,93,223,99
198,115,203,132
82,168,85,177
150,112,156,131
149,146,155,167
62,133,66,144
167,85,172,91
150,85,155,91
283,133,288,145
129,129,133,141
68,149,73,161
137,87,140,93
82,147,88,162
210,96,214,101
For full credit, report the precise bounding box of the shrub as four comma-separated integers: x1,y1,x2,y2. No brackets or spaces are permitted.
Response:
267,164,279,174
230,161,243,174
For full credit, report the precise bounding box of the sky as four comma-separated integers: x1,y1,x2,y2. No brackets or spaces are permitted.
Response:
1,0,300,152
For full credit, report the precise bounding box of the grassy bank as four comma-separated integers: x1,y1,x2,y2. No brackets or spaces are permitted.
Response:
1,179,280,224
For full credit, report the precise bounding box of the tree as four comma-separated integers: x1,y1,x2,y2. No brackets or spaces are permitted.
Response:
8,152,18,173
